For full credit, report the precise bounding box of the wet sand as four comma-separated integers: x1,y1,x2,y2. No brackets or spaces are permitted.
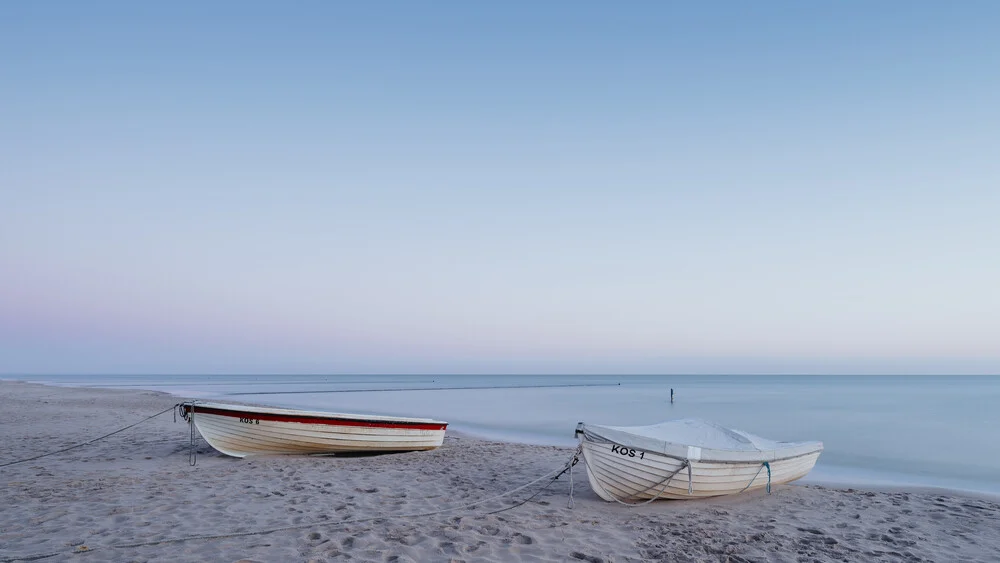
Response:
2,381,998,562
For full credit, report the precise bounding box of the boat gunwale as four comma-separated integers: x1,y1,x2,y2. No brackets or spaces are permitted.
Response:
577,426,823,465
181,402,448,431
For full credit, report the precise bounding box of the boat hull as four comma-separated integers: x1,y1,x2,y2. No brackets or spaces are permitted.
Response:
578,435,821,501
179,402,447,458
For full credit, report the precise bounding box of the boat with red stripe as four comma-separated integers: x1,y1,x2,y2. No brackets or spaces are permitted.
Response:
177,401,447,458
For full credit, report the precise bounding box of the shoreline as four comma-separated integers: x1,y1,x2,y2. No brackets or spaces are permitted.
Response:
5,376,999,501
3,381,1000,562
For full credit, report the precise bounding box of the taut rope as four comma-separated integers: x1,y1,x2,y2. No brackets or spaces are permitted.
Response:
738,461,772,494
0,406,176,469
0,449,583,562
577,444,691,506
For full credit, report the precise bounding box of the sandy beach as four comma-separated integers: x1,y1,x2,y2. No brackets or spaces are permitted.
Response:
1,381,998,563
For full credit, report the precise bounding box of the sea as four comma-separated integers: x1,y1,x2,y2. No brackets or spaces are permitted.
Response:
8,374,999,498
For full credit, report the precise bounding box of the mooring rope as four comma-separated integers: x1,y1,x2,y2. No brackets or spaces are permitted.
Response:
0,549,68,562
577,444,691,506
0,450,582,562
738,461,772,494
486,447,580,515
180,402,198,466
567,445,578,509
575,436,774,503
0,406,177,469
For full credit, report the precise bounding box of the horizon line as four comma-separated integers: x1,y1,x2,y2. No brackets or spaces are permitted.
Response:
4,373,998,378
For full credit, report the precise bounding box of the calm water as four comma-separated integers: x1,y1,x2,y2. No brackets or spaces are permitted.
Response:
12,374,1000,497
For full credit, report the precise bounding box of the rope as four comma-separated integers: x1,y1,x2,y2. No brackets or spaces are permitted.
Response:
0,406,176,469
577,445,690,506
112,451,577,547
0,550,67,562
487,447,579,515
687,461,693,495
182,402,198,466
578,429,777,500
738,461,772,494
567,446,578,509
0,450,582,562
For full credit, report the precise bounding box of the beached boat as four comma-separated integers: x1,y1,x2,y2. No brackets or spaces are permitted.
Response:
177,401,448,458
575,418,822,502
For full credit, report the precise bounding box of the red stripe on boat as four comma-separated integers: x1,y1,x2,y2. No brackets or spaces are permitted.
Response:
185,405,447,431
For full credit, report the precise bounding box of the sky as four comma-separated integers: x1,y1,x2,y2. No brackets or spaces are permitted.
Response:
1,1,998,375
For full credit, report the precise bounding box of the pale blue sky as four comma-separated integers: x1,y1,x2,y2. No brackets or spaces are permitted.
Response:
2,1,998,375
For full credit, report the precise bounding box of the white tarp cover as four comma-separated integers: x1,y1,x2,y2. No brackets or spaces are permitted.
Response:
578,418,823,463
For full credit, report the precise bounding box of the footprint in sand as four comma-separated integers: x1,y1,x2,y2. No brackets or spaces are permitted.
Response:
569,551,605,563
513,533,534,545
438,541,461,555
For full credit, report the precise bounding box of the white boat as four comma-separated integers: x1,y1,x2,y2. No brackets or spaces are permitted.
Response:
575,419,822,502
177,401,447,458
